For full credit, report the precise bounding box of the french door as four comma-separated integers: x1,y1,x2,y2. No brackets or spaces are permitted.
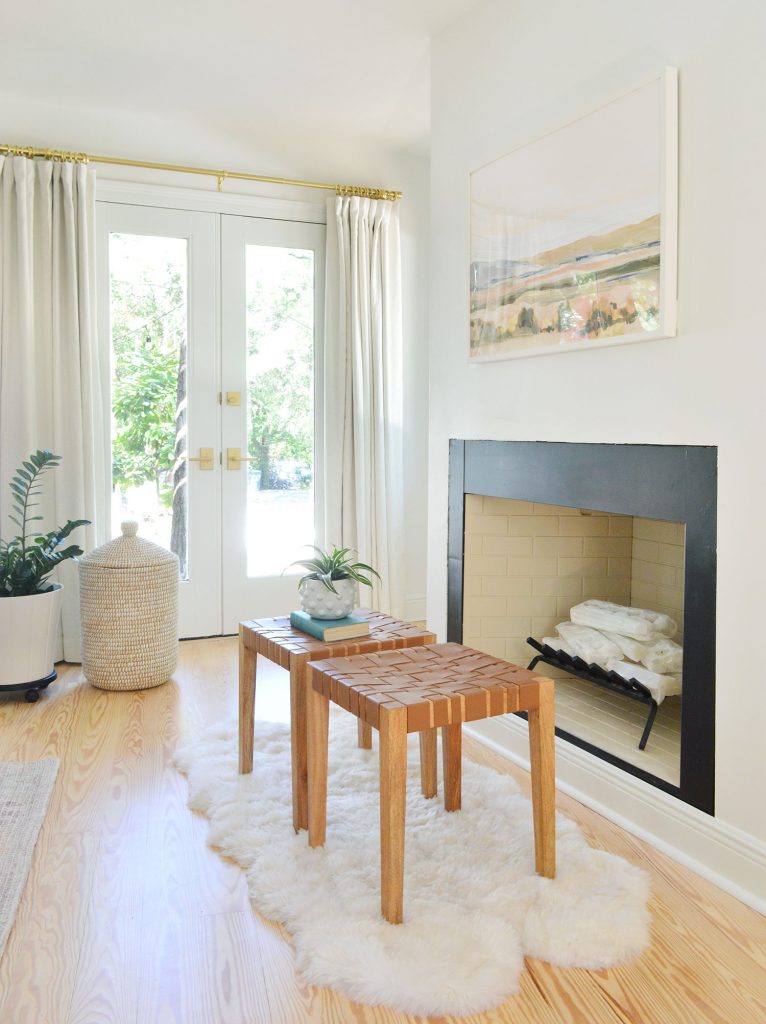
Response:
220,216,325,632
97,201,325,637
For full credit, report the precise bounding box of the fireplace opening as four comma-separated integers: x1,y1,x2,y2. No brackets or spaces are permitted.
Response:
448,440,716,814
462,496,685,786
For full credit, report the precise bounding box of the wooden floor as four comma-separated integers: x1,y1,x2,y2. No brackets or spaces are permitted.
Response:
0,637,764,1024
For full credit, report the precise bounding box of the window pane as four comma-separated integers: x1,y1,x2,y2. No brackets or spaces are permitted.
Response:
109,233,189,578
245,245,314,578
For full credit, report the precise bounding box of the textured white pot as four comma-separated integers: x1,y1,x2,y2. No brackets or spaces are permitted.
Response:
299,577,358,619
0,583,62,685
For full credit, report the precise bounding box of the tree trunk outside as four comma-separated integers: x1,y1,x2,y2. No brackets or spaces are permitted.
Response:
170,335,188,577
258,441,271,490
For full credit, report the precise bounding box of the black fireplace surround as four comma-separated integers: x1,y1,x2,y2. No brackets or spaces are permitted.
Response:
447,440,717,815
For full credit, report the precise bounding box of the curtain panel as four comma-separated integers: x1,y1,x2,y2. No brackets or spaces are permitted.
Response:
0,156,108,661
323,195,405,618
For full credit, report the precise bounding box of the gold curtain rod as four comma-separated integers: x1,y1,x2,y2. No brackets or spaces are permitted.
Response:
0,144,402,201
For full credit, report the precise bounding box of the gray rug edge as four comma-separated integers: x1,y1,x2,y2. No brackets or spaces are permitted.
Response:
0,758,60,959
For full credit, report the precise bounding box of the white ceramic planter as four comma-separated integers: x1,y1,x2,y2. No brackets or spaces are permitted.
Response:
0,583,62,686
299,577,358,619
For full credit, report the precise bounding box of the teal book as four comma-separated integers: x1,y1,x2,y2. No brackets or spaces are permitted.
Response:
290,610,370,642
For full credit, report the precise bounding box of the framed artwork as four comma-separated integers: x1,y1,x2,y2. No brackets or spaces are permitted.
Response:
469,68,678,361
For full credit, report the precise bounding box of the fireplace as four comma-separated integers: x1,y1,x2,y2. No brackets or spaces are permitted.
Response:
447,440,717,814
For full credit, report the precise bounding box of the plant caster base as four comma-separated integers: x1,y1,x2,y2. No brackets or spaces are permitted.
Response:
0,669,56,702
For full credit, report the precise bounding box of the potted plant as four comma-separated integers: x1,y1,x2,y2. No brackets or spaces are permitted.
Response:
0,450,89,700
289,545,380,619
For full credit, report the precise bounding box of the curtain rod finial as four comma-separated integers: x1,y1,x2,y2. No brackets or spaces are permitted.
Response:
335,184,401,201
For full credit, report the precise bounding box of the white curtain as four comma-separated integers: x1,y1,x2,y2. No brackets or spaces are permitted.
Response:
323,195,405,618
0,156,108,661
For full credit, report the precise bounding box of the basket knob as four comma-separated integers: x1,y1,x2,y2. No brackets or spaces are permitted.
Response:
121,520,139,538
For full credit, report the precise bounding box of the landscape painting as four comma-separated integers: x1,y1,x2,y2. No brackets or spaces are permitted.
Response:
470,72,677,359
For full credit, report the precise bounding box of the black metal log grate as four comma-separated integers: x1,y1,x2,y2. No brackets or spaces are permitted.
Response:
526,637,659,750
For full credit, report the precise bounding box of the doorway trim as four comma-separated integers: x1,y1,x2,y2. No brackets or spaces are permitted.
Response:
96,179,326,224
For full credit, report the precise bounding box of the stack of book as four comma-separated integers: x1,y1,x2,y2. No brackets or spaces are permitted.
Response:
289,610,370,642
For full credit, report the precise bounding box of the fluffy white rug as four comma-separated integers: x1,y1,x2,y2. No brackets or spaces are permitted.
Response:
175,714,650,1016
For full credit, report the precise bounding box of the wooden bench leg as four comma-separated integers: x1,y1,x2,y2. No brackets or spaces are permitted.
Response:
307,679,330,848
238,630,257,774
357,719,373,750
528,678,556,878
379,707,407,924
442,723,462,811
290,662,309,832
419,728,437,798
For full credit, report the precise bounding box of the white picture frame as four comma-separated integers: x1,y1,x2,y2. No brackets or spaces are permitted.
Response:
469,68,678,362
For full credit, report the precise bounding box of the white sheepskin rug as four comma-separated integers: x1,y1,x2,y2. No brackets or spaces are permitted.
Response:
175,714,650,1016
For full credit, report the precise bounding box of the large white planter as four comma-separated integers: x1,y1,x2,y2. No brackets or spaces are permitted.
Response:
299,577,358,619
0,583,62,687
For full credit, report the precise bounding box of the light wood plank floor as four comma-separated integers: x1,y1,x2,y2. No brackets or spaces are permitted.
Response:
0,637,763,1024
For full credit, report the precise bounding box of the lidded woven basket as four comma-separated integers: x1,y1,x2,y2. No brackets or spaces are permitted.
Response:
79,521,179,691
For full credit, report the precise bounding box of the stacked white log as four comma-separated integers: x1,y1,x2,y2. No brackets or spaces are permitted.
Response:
541,599,683,704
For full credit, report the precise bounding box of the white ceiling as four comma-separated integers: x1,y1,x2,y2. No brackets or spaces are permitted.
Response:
3,0,479,159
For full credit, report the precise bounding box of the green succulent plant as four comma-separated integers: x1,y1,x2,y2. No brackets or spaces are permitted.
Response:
0,450,90,598
288,545,381,595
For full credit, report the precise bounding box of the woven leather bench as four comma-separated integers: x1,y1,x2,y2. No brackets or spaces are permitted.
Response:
306,642,556,924
238,611,436,831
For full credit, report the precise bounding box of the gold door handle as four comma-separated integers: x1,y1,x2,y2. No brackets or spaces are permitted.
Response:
186,447,214,471
227,447,256,471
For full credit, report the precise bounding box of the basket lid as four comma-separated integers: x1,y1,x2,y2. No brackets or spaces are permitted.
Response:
80,520,179,570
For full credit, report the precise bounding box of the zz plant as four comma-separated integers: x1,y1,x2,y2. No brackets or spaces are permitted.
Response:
289,545,381,594
0,450,90,598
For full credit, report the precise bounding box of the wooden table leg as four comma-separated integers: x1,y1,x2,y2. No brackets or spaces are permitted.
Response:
290,660,309,832
357,719,373,749
238,629,257,774
442,723,462,811
307,678,330,848
419,728,437,798
528,677,556,878
379,706,407,924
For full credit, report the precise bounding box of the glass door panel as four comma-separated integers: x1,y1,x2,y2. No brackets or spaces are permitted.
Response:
245,244,315,578
108,232,190,576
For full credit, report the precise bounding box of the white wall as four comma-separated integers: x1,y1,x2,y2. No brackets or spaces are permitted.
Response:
0,94,430,617
428,0,766,868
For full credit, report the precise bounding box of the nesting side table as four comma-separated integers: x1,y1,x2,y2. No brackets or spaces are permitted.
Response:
307,643,556,924
238,610,436,831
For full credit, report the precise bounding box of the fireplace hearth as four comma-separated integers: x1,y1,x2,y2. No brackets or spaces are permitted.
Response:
448,440,717,814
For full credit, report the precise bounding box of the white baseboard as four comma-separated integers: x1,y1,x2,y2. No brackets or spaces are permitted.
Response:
465,715,766,915
405,594,427,622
